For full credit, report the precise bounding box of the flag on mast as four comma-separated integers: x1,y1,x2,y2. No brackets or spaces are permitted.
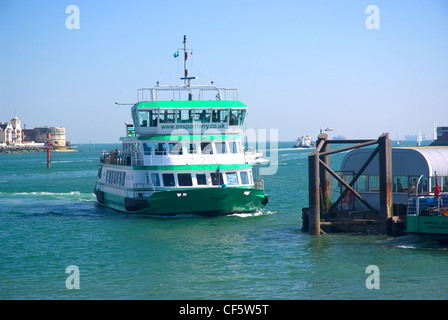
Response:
435,171,440,199
173,51,179,58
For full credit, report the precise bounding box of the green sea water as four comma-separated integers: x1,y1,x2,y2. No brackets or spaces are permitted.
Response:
1,142,447,300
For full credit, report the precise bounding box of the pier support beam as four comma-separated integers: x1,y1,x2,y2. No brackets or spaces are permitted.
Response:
308,148,321,235
319,134,331,214
378,133,393,234
305,133,393,236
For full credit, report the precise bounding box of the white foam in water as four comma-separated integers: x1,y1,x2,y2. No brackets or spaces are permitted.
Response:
230,210,276,218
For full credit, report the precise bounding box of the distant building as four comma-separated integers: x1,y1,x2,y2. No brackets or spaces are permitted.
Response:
0,114,22,144
33,127,66,147
430,126,448,146
0,113,66,147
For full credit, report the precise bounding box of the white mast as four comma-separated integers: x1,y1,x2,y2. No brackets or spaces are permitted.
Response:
433,121,437,141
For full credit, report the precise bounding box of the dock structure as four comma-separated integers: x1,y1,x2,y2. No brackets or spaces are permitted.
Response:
304,133,397,236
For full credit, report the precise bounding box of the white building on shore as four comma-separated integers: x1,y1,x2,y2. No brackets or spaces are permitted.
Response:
0,113,22,144
0,113,66,147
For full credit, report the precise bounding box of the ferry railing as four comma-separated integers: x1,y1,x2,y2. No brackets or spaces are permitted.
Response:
137,85,238,101
408,194,446,216
254,179,264,190
100,152,129,165
133,183,155,198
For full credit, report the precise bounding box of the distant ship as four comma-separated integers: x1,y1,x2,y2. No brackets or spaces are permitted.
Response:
405,133,427,141
293,135,315,148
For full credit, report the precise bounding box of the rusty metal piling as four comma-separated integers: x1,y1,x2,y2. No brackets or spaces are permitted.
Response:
306,133,393,236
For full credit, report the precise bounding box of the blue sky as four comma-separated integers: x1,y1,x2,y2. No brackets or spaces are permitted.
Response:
1,0,447,143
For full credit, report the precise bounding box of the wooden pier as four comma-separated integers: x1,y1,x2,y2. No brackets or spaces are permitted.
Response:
302,133,406,236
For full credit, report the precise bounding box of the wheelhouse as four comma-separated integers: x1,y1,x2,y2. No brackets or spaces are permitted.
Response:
131,100,247,136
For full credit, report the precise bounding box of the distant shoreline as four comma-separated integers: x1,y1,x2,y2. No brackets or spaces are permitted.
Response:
0,145,79,154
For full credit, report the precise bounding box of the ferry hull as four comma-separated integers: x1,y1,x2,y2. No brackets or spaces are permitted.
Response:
406,215,448,243
95,187,268,216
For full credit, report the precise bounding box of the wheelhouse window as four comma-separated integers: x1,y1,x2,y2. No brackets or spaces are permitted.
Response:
212,109,229,123
178,110,192,123
194,109,210,122
178,173,193,186
229,109,246,126
159,110,176,123
138,110,149,127
162,173,175,187
149,110,158,127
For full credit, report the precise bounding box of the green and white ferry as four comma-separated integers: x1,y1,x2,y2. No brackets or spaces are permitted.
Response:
94,37,268,216
406,192,448,244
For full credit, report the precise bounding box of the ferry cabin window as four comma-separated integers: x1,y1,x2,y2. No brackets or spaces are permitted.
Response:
151,173,160,186
162,173,175,187
194,109,210,122
169,143,183,155
105,170,125,186
196,174,207,185
178,173,193,186
139,110,150,127
143,143,152,155
215,142,226,154
188,143,198,154
240,171,249,185
230,141,238,154
149,110,158,127
211,172,223,186
229,109,246,126
226,172,238,185
159,110,176,123
201,142,213,155
212,109,228,123
155,143,166,155
178,110,192,123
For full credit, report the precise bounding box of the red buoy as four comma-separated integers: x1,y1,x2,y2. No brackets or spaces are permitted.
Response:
45,133,53,168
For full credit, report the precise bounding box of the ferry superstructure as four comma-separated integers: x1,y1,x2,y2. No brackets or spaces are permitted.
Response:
93,36,268,215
